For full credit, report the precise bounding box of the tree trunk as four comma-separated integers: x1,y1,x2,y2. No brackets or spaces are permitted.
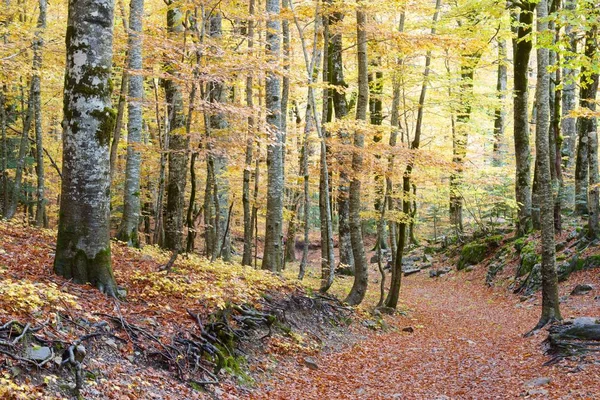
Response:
242,0,255,266
385,0,440,309
32,0,47,227
450,60,478,233
512,4,535,235
6,83,33,220
163,4,189,252
535,0,562,327
204,13,231,261
345,8,369,306
0,92,7,217
54,0,118,296
533,0,561,329
492,38,507,167
319,8,335,292
328,8,354,273
117,0,144,247
560,0,578,171
262,0,284,272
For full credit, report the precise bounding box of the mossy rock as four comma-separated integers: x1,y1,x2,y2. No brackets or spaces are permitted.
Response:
517,252,540,278
513,237,526,252
457,242,488,270
516,242,540,278
583,254,600,269
485,235,503,248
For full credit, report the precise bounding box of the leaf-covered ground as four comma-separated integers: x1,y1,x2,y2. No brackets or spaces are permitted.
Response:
254,266,600,399
2,219,600,399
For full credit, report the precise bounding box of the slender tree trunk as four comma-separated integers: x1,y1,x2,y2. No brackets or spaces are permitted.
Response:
385,0,440,309
242,0,255,266
54,0,118,295
512,4,535,235
319,8,335,292
204,13,231,261
298,104,313,280
117,0,144,246
492,38,507,166
31,0,47,227
328,8,354,273
153,79,167,246
533,0,561,329
550,0,562,233
290,0,334,288
163,3,189,252
0,92,7,216
345,8,369,306
6,83,33,220
450,60,478,232
560,0,578,171
262,0,284,272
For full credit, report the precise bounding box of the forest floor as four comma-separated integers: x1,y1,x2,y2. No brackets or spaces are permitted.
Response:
252,267,600,399
251,235,600,400
1,220,600,399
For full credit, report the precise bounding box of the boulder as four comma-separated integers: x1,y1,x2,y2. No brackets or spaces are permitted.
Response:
27,346,52,361
571,284,595,296
457,242,488,270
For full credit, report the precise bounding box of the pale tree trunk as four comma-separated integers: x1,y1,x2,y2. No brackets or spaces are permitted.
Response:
385,0,440,309
549,0,562,232
290,0,334,289
574,23,599,218
450,60,479,233
163,3,189,252
32,0,47,227
345,8,369,306
242,0,255,266
282,0,296,264
532,0,561,330
152,79,167,246
262,0,284,272
109,0,130,185
298,104,313,280
54,0,118,296
512,4,534,235
0,92,7,216
560,0,578,170
492,37,507,166
580,20,600,237
329,9,354,273
117,0,144,246
204,13,231,261
370,57,388,250
319,8,335,292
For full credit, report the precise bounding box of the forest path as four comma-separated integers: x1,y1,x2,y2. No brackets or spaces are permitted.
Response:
252,271,600,399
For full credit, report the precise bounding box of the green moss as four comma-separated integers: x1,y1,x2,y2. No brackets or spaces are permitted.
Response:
485,235,503,247
584,254,600,269
458,242,488,270
516,241,540,277
513,237,526,252
90,107,116,146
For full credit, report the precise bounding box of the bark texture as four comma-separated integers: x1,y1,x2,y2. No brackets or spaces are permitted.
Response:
345,8,369,306
492,38,507,166
534,0,561,328
33,0,47,227
512,3,535,235
54,0,118,295
163,3,189,252
117,0,144,246
262,0,284,272
242,0,255,266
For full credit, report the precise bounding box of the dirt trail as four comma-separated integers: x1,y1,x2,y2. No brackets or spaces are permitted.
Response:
252,271,600,399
